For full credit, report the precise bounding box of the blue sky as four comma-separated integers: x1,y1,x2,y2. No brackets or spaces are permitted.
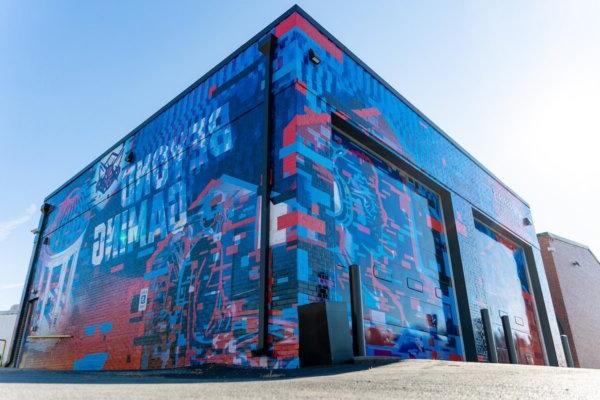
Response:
1,0,599,310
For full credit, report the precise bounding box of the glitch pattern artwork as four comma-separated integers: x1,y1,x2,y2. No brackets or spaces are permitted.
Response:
18,7,561,370
271,9,556,365
19,42,280,369
330,133,462,360
473,221,545,365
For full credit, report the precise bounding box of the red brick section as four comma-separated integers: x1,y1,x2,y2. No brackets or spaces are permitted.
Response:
538,233,600,368
538,234,579,367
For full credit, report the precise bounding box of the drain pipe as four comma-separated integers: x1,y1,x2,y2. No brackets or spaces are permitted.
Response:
561,334,575,368
501,315,518,364
254,33,276,355
349,264,366,357
481,308,498,363
5,203,52,367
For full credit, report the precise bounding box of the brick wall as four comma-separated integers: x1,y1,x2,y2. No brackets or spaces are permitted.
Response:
538,233,600,368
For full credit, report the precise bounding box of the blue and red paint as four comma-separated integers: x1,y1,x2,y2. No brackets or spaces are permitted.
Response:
17,6,565,371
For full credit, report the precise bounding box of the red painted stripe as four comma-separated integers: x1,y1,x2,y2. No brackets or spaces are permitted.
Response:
282,112,330,147
353,107,381,119
110,263,124,273
282,117,297,146
225,245,238,256
356,224,371,234
294,80,307,95
275,12,343,63
427,215,444,233
282,154,297,175
456,221,467,236
222,216,256,232
208,84,217,98
277,211,325,234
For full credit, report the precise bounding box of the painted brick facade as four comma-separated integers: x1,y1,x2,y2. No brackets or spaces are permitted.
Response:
12,6,565,370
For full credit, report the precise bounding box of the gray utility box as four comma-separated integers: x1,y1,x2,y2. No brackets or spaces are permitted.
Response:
298,301,354,367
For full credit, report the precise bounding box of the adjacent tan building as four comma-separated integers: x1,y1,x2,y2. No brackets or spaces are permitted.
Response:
0,305,19,365
538,232,600,368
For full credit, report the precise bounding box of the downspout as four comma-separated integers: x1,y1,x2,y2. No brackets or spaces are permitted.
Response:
255,33,276,355
5,202,52,367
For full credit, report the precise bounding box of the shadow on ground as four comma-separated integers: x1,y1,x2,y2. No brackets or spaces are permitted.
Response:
0,359,398,384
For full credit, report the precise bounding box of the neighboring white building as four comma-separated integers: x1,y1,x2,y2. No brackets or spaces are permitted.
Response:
0,305,19,365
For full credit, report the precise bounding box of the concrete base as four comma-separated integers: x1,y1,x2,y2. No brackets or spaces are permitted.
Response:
1,360,597,399
352,356,402,366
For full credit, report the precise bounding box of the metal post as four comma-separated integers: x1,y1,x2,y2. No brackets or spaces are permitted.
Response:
481,309,498,363
349,264,365,357
0,339,6,365
254,33,276,355
501,315,518,364
561,334,575,368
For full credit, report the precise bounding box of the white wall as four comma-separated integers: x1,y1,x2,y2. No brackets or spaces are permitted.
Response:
0,310,18,365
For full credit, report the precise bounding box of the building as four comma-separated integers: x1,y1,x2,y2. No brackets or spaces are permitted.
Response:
538,232,600,368
0,305,19,365
9,6,566,370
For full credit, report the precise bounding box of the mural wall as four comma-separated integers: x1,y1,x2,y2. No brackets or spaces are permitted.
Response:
270,10,564,366
17,7,565,370
472,221,545,365
331,133,463,360
20,42,279,370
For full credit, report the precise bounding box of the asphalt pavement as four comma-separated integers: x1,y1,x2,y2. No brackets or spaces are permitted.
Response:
0,359,598,399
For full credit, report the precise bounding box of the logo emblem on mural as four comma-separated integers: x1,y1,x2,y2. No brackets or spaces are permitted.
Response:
92,144,125,208
96,145,123,194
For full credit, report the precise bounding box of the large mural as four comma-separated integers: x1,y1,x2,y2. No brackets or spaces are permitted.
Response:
268,10,563,366
19,42,282,369
331,133,463,360
18,7,565,370
473,221,545,365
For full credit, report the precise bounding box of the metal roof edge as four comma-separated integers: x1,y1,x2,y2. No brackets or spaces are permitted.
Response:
44,4,530,209
291,5,530,207
43,5,302,202
538,231,600,266
538,231,590,251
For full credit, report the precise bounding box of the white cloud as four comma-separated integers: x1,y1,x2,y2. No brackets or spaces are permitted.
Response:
0,204,37,242
0,283,24,291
